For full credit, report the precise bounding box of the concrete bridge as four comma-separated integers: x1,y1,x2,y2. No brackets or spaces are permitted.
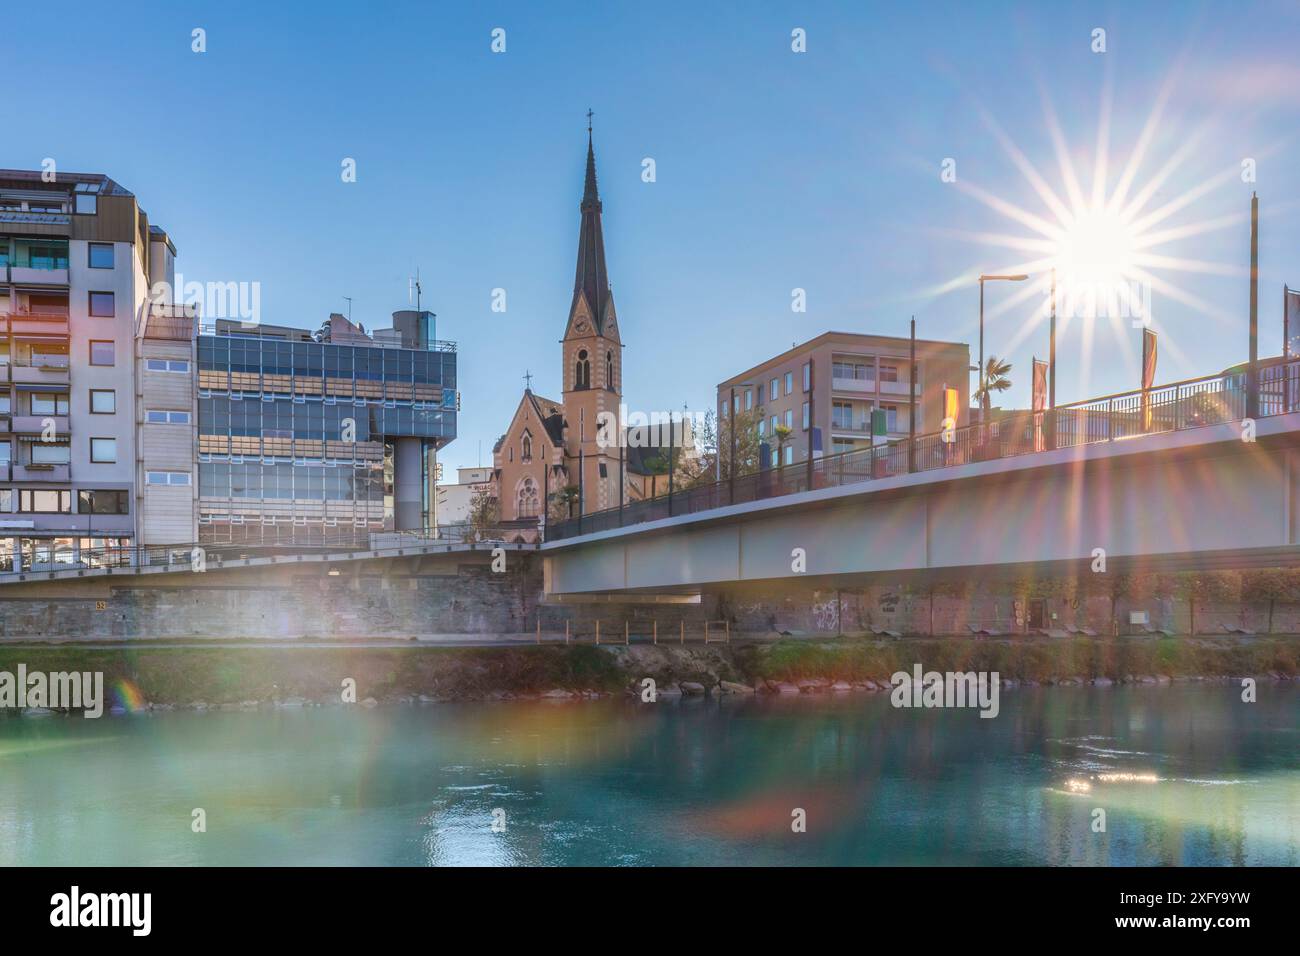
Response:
541,381,1300,597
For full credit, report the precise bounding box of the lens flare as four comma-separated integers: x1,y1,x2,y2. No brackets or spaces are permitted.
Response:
929,74,1252,396
112,678,146,713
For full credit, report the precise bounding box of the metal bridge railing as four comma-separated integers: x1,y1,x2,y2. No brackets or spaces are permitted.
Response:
0,525,528,581
546,359,1300,542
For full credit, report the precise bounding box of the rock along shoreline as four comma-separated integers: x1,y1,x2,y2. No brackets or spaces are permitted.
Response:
0,636,1294,715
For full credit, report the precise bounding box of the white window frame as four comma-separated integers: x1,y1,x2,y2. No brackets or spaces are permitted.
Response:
146,471,192,486
146,410,191,425
145,358,190,373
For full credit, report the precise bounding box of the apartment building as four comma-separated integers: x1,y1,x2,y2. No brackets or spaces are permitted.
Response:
717,331,971,464
0,168,459,571
0,169,180,571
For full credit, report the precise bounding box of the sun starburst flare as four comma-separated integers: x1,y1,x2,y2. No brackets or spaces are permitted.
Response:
932,78,1259,396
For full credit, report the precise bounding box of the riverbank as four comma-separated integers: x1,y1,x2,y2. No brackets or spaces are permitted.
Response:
0,634,1294,713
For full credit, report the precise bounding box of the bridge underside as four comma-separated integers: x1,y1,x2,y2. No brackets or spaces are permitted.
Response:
543,421,1300,597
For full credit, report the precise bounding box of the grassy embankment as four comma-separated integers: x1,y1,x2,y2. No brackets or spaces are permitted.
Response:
736,634,1299,684
0,635,1294,708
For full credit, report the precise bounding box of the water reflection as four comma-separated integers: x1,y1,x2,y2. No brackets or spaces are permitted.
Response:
0,685,1294,866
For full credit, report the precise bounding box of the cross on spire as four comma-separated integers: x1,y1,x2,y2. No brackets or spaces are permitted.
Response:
586,108,594,134
523,369,534,390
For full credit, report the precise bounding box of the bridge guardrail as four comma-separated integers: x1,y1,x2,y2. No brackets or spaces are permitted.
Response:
0,526,530,582
546,360,1300,542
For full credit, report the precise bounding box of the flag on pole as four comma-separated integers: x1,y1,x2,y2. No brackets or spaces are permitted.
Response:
1285,285,1300,411
1286,285,1300,359
1032,358,1048,450
1141,328,1157,431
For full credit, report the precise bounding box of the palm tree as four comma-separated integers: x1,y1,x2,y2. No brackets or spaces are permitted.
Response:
773,423,793,466
973,356,1013,415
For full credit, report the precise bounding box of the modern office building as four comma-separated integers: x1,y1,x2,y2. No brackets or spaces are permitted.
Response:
0,167,458,571
717,332,971,464
196,312,457,546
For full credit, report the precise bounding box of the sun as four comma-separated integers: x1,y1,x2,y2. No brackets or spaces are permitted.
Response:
927,79,1247,392
1055,204,1137,291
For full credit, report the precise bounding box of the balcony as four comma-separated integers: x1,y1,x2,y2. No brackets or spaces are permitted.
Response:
832,376,875,393
9,415,68,435
0,210,71,226
7,312,70,337
11,364,70,387
144,304,198,340
13,463,70,481
879,379,921,398
830,419,873,435
7,266,69,286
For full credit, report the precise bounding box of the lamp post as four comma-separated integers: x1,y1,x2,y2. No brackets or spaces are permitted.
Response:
977,273,1028,420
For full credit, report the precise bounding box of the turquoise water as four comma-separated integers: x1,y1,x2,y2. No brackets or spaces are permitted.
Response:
0,684,1295,865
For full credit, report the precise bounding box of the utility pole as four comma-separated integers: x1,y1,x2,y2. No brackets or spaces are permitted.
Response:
667,409,675,515
908,317,917,472
1049,268,1057,410
728,386,737,504
1048,268,1057,450
1248,192,1259,419
806,356,816,489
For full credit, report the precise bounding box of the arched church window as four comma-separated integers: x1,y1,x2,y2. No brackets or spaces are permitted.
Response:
576,350,590,389
516,477,539,518
606,350,614,391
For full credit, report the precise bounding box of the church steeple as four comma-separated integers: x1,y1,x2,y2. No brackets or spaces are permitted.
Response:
570,111,616,340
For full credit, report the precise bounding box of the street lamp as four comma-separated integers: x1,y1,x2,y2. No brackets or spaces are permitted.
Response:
978,273,1028,419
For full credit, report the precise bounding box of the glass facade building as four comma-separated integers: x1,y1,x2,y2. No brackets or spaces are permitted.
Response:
197,324,457,546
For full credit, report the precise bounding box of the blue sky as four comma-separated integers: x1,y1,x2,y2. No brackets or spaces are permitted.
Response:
6,0,1300,471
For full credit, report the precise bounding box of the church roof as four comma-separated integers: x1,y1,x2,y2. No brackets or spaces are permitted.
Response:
526,390,567,446
571,128,614,335
623,427,686,476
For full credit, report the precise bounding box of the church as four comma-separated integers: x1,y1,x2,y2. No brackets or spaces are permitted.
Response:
490,125,674,539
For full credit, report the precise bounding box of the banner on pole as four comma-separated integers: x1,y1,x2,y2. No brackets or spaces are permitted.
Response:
1032,359,1048,450
1141,327,1157,431
1286,286,1300,359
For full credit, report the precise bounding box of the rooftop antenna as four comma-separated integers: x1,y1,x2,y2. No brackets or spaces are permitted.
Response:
343,296,353,323
409,269,423,315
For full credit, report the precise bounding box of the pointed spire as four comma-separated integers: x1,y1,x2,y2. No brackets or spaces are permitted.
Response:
571,112,614,336
582,109,600,209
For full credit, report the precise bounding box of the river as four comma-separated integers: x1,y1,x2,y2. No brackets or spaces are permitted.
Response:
0,683,1294,865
